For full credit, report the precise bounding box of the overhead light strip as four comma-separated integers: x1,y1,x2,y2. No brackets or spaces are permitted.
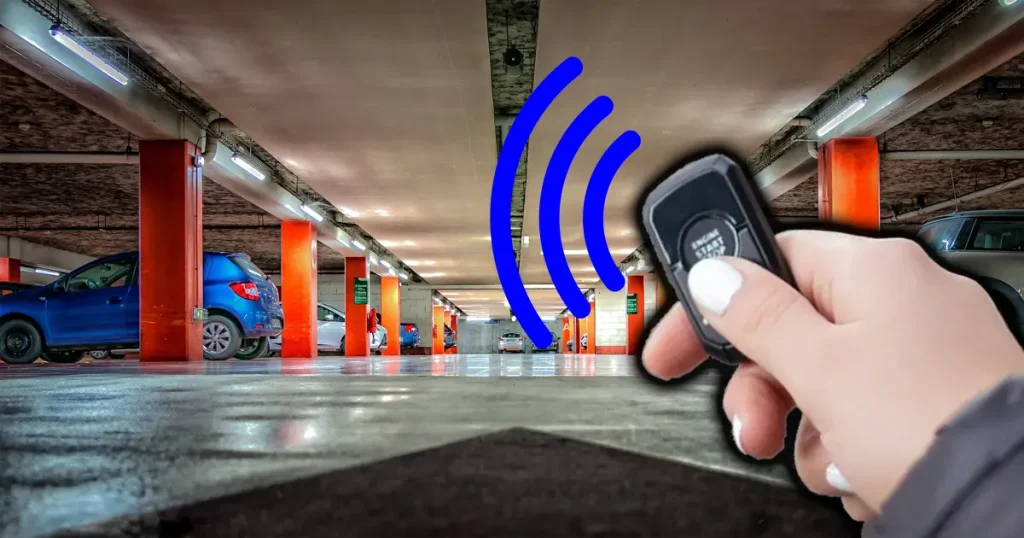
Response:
230,154,266,180
816,95,869,138
48,26,128,86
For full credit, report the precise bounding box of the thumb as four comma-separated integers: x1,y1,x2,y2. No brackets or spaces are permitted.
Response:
688,256,833,391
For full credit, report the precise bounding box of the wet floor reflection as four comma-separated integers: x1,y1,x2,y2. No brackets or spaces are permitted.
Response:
0,354,640,378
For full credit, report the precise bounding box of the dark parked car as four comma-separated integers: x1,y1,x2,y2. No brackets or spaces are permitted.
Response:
0,251,283,364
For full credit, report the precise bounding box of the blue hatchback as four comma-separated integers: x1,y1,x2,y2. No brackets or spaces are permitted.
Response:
0,252,283,364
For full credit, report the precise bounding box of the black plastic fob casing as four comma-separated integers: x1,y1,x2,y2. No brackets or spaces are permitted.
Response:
642,153,794,366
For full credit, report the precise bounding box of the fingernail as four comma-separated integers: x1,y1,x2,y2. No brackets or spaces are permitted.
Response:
688,258,743,315
731,415,747,456
826,463,853,493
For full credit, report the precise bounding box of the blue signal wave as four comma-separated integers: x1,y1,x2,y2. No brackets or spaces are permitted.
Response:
491,56,640,349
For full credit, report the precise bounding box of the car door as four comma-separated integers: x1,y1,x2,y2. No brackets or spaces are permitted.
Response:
316,305,345,351
44,256,136,345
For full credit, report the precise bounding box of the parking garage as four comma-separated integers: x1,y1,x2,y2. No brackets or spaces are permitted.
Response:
2,0,1024,536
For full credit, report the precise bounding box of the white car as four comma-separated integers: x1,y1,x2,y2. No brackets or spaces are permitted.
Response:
268,303,388,355
498,332,524,353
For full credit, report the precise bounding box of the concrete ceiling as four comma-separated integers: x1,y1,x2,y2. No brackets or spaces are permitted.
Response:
86,0,499,286
517,0,935,285
3,0,1024,318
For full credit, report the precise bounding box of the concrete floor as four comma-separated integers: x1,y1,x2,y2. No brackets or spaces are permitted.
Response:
0,354,794,538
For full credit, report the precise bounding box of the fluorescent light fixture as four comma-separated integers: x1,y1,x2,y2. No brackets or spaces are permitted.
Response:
388,269,397,276
340,207,360,217
20,266,32,272
336,231,350,246
511,315,518,322
35,268,60,277
399,272,409,280
230,154,266,180
816,95,869,138
352,240,366,251
48,26,128,86
625,265,636,273
466,317,491,321
563,249,588,256
407,260,435,266
419,272,446,278
300,204,324,222
380,260,392,269
523,235,531,246
540,316,557,321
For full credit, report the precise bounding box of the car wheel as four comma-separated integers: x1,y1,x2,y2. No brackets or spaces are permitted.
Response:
88,350,111,360
41,350,85,364
235,337,269,360
203,315,242,361
0,320,44,365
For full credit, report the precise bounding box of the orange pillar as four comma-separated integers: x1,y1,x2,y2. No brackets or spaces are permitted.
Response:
572,316,581,354
626,276,645,355
565,315,573,352
450,313,458,353
139,140,203,362
584,300,596,355
432,305,445,355
818,138,880,229
345,257,369,356
380,276,400,356
281,221,318,358
0,258,20,282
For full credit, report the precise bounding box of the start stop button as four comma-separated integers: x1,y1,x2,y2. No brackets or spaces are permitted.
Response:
679,215,738,268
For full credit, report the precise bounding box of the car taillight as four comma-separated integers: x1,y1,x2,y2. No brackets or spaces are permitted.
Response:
518,338,523,342
230,281,260,301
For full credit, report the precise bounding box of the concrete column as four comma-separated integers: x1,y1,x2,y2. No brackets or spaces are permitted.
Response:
449,312,458,353
345,257,369,356
561,315,572,353
626,275,645,355
0,258,20,283
380,276,400,356
138,140,203,362
281,221,318,358
818,138,880,229
431,305,445,355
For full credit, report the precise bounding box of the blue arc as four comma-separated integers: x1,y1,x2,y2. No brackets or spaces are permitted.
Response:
490,56,583,349
583,130,642,293
540,96,614,318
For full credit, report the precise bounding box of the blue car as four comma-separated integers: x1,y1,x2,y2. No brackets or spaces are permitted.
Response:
0,252,283,364
400,322,421,348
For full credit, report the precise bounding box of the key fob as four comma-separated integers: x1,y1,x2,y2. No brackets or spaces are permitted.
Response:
641,153,794,366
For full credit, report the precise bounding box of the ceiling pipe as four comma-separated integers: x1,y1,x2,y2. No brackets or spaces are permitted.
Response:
882,150,1024,160
0,152,138,164
806,141,819,160
201,118,238,163
885,175,1024,223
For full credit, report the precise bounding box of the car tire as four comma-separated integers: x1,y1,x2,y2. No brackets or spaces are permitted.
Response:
41,350,85,364
235,337,269,360
340,336,346,354
0,320,44,365
88,350,111,360
203,315,242,361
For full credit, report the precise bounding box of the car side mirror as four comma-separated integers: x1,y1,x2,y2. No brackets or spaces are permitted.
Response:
325,314,335,321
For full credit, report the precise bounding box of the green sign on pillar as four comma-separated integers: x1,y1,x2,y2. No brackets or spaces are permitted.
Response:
354,277,369,305
626,293,639,315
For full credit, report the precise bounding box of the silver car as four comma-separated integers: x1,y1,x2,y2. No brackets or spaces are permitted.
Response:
918,210,1024,340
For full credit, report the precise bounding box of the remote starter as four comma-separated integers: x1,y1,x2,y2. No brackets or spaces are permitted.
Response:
641,153,794,366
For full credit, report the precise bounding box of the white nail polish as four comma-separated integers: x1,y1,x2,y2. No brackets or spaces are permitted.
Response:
731,415,747,456
826,463,853,493
688,258,743,315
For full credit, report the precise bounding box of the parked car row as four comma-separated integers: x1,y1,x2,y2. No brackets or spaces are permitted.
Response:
0,251,433,365
0,252,282,365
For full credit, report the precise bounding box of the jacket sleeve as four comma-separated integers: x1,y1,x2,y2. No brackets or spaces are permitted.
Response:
863,374,1024,538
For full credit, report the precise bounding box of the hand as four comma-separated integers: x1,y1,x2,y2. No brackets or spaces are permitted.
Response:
641,229,1024,520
